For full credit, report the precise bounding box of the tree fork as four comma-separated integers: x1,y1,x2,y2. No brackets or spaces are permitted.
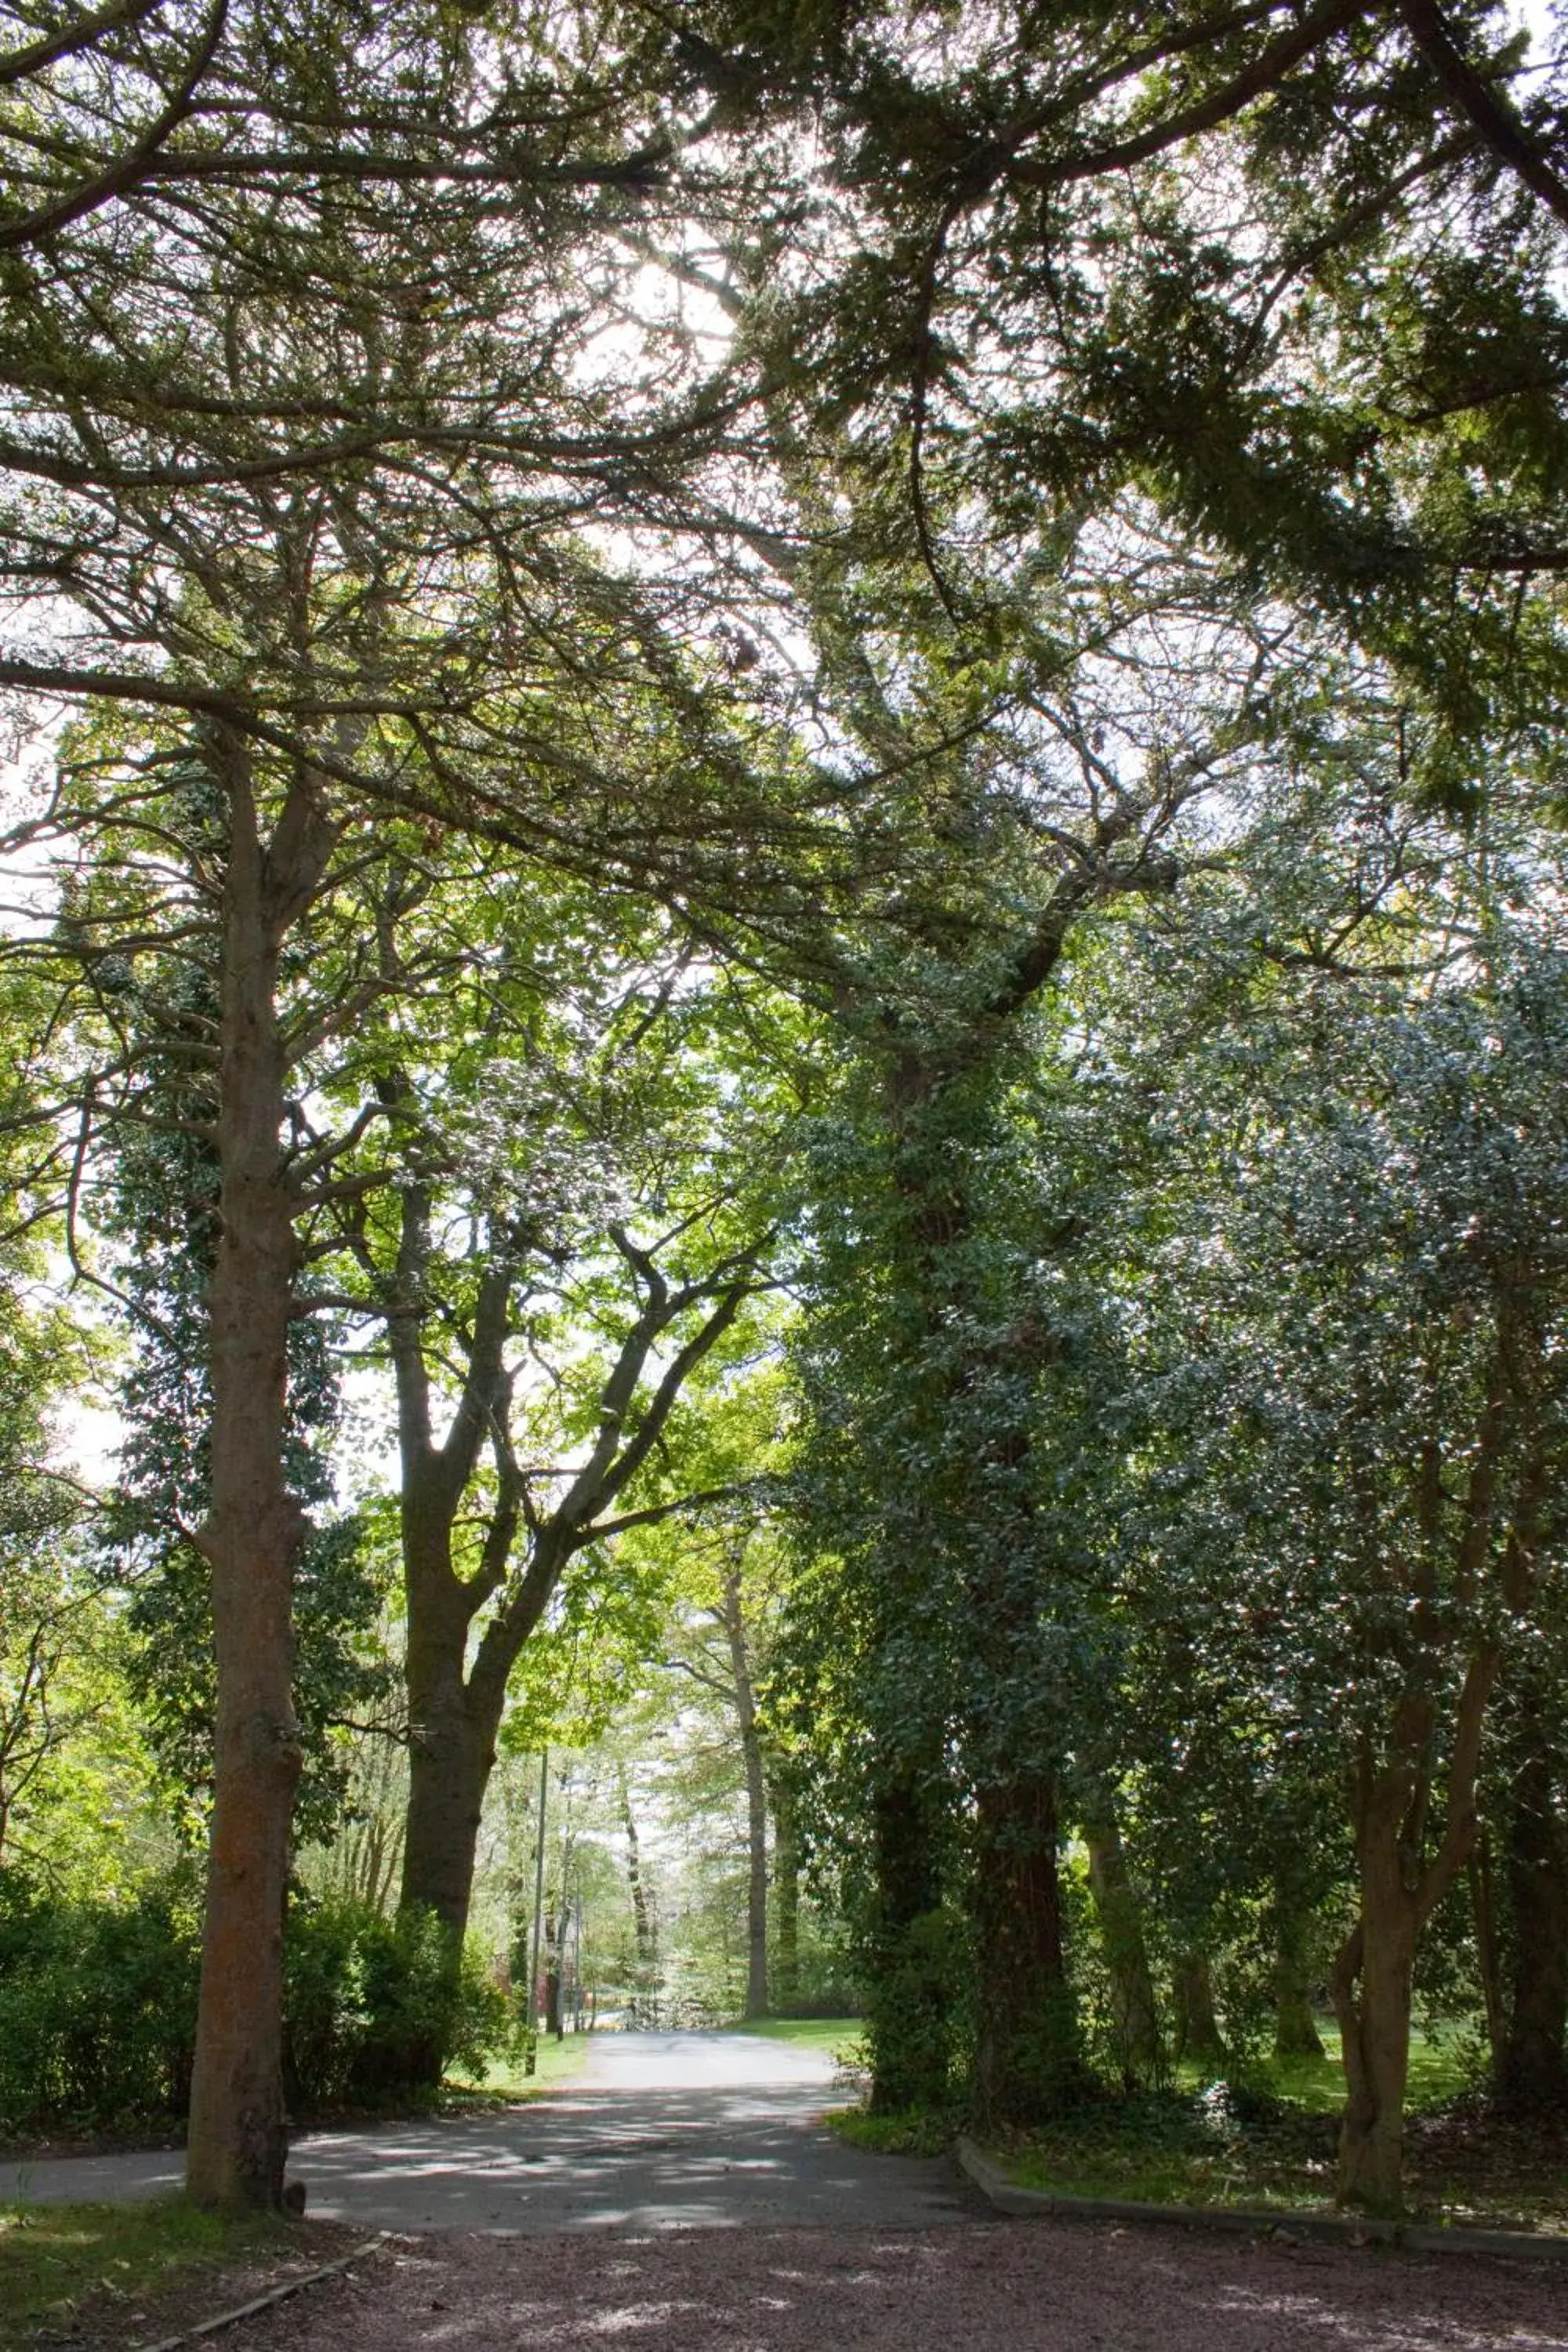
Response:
1334,1639,1500,2212
399,1612,498,1944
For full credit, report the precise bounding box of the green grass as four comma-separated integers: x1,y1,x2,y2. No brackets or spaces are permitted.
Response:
452,2029,594,2103
994,2096,1567,2231
721,2016,865,2056
828,2106,954,2157
825,2024,1564,2234
0,2198,292,2343
998,2089,1341,2213
985,2029,1565,2233
1170,2024,1475,2118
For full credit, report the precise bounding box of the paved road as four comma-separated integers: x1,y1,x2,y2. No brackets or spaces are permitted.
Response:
0,2031,974,2234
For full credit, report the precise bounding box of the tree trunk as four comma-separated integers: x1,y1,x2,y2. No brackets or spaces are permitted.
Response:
769,1767,800,2012
1332,1737,1446,2213
619,1765,657,1969
1331,1887,1416,2216
867,1773,953,2114
1330,1379,1510,2219
1273,1891,1325,2059
1499,1753,1568,2114
398,1613,515,2083
186,736,318,2211
723,1570,768,2020
399,1610,498,1943
963,1441,1080,2125
1174,1947,1226,2070
1469,1831,1507,2071
1082,1804,1163,2084
388,1242,531,2083
390,1241,517,1951
971,1771,1078,2129
545,1906,563,2038
381,1168,757,2024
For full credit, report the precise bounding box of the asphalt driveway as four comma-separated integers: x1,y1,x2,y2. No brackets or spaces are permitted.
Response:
0,2031,972,2234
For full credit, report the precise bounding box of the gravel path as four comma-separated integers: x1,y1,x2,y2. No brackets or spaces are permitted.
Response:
201,2217,1568,2352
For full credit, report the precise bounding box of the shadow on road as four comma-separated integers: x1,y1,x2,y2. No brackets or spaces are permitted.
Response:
290,2081,971,2232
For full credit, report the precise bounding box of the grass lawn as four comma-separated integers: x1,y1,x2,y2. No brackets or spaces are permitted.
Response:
1172,2024,1472,2115
993,2096,1566,2232
830,2025,1567,2233
985,2031,1566,2233
832,2107,954,2158
0,2198,321,2345
721,2017,866,2057
451,2029,594,2103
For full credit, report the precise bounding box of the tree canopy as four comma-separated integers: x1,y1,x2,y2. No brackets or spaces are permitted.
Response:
2,0,1567,2229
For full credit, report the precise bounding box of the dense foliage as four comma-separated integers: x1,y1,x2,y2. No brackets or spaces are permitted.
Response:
1,0,1566,2223
0,1875,513,2136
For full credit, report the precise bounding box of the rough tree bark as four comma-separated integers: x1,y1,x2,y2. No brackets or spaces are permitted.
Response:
398,1517,566,1953
962,1401,1084,2125
186,727,337,2210
380,1200,524,1953
971,1774,1076,2128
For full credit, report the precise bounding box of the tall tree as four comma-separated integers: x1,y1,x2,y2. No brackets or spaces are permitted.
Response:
307,873,789,2016
0,2,820,2202
768,539,1290,2122
1076,779,1568,2209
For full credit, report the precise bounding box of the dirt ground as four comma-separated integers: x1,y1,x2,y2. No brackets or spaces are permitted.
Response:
160,2217,1568,2352
18,2223,362,2352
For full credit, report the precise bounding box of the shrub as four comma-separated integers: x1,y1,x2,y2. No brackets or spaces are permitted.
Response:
0,1871,201,2133
0,1877,515,2136
283,1895,513,2107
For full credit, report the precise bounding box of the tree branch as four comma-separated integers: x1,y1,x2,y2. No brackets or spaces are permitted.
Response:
1396,0,1568,234
0,0,229,255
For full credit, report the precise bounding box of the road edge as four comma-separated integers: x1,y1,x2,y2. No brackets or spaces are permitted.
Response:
954,2137,1568,2262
